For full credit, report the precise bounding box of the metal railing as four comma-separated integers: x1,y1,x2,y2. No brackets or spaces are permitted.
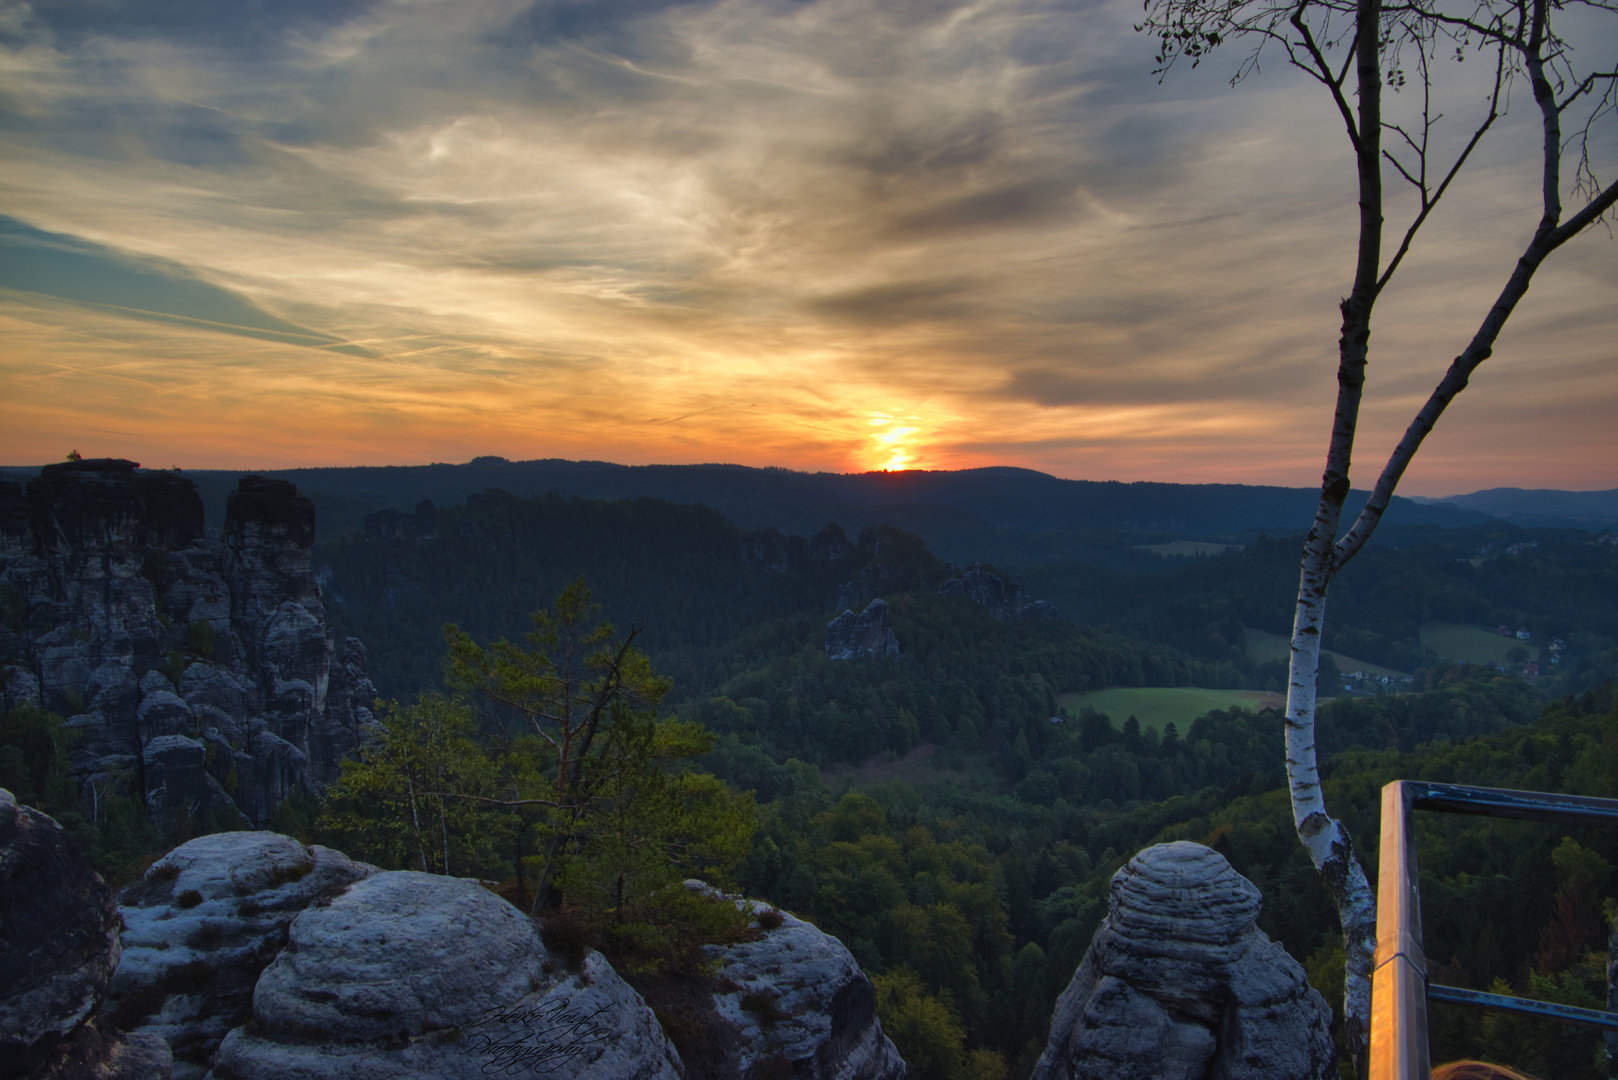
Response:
1370,780,1618,1079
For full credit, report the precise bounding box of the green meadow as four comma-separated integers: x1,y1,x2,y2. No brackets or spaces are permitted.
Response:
1244,627,1407,676
1420,621,1532,666
1054,686,1285,734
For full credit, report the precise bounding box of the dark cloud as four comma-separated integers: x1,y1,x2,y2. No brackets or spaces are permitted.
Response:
492,0,719,55
0,216,343,347
20,100,254,167
890,174,1082,235
842,112,1009,182
806,277,982,323
25,0,378,49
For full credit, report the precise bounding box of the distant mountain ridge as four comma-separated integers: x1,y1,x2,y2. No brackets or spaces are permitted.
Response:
2,458,1514,564
1409,487,1618,529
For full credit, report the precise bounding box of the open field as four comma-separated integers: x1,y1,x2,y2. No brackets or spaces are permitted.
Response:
1421,622,1528,666
1245,628,1408,677
1134,541,1245,557
1055,687,1284,734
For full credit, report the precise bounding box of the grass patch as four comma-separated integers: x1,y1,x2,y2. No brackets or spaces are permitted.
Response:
1055,687,1284,735
174,889,203,909
263,861,312,890
1244,628,1407,677
1420,622,1531,666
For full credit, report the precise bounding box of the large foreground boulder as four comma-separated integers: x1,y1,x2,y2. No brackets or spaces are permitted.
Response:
1032,841,1335,1080
0,788,171,1080
109,832,376,1080
211,871,684,1080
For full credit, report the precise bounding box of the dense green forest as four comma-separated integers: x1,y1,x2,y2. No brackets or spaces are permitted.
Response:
8,484,1618,1079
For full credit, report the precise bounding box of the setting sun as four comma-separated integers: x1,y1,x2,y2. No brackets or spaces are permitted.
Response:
866,414,922,472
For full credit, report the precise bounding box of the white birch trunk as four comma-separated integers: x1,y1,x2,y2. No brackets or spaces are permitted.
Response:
1287,556,1377,1078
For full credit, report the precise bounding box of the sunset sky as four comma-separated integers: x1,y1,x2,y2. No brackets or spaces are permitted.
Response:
2,0,1614,494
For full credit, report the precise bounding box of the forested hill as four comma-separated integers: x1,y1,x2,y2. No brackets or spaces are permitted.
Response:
108,458,1501,564
313,490,1253,736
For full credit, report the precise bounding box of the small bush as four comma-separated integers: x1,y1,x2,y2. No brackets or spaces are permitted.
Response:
740,989,789,1032
756,907,784,931
163,959,217,994
187,620,217,661
109,984,166,1028
158,651,187,689
539,911,595,974
150,862,180,882
185,921,224,951
264,861,312,890
174,889,203,909
747,1053,797,1080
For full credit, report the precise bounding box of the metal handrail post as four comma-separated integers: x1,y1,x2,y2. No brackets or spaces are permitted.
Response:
1371,780,1431,1080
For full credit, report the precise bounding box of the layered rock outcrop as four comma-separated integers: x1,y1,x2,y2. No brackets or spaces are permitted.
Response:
109,832,377,1080
1032,842,1335,1080
939,562,1058,621
0,788,172,1080
211,871,685,1080
743,527,794,573
0,460,376,827
825,599,902,661
97,832,907,1080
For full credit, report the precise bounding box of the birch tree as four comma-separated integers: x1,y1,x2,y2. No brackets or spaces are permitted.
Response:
1137,0,1618,1072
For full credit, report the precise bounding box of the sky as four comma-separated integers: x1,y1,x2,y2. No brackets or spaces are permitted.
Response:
1,0,1614,494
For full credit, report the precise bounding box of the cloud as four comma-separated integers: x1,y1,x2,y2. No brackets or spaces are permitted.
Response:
0,216,348,348
0,0,1613,489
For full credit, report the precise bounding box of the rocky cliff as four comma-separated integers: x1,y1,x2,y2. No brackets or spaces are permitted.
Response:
0,788,172,1080
0,460,375,827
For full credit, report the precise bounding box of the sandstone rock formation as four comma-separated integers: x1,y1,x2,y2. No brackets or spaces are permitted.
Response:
691,882,907,1080
211,871,684,1080
825,599,902,661
743,527,794,573
0,460,376,827
1032,841,1335,1080
0,788,172,1080
939,562,1058,621
109,832,376,1080
810,522,855,561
